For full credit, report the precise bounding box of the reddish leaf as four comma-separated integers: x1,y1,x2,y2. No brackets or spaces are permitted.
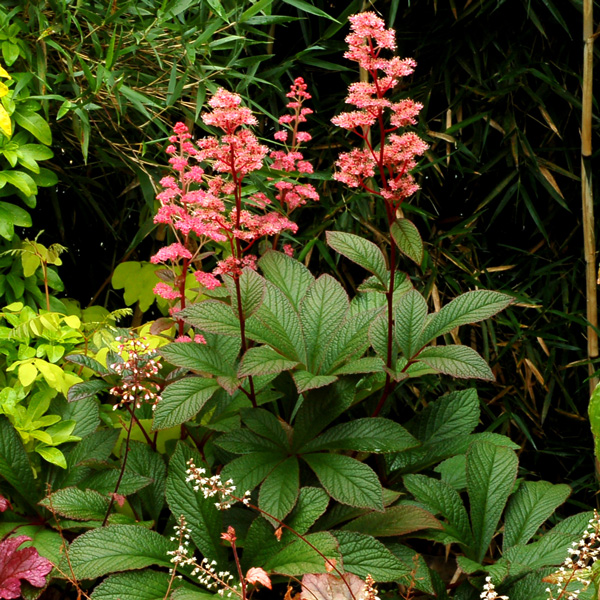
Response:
0,536,53,600
301,573,367,600
246,567,272,589
0,495,11,513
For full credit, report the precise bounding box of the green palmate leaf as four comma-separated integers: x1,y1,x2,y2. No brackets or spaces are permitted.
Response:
403,474,473,545
65,525,172,579
160,341,236,379
395,289,428,358
390,219,423,265
152,377,219,430
292,370,337,393
90,569,172,600
165,444,226,562
82,468,152,496
331,357,384,376
215,428,282,454
181,300,240,336
238,345,298,377
326,231,388,285
503,481,571,550
420,290,513,344
220,452,286,496
303,418,418,454
321,310,375,374
263,532,340,575
303,453,383,510
126,441,167,524
300,275,349,371
333,531,411,582
341,503,441,537
368,312,397,364
417,345,494,380
285,487,330,535
39,487,109,521
467,441,519,563
227,268,265,319
67,379,111,402
247,281,304,361
242,408,290,449
387,389,480,473
0,415,37,504
259,456,299,521
292,379,357,451
258,250,314,311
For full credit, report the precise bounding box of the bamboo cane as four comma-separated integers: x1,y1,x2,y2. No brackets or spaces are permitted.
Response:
582,0,597,393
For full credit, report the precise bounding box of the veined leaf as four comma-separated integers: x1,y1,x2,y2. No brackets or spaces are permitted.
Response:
390,219,423,265
342,503,442,537
302,418,418,454
330,357,384,376
403,474,473,545
285,487,330,535
247,281,304,362
258,250,314,310
238,346,298,377
227,268,265,320
65,525,172,579
503,481,570,550
264,532,340,575
160,341,236,379
420,290,513,344
220,452,285,496
181,300,240,336
467,441,518,563
292,370,337,393
333,531,411,581
13,110,52,145
67,379,111,402
300,275,349,372
0,416,37,504
90,570,171,600
395,289,428,358
259,456,299,521
152,377,220,430
417,345,494,380
303,453,383,510
242,408,290,449
326,231,388,285
40,487,108,521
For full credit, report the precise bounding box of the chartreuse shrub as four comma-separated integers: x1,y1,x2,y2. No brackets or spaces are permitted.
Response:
0,10,598,600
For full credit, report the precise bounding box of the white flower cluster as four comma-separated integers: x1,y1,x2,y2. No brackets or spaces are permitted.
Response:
480,577,509,600
109,336,162,411
185,459,251,510
167,516,242,598
546,511,600,600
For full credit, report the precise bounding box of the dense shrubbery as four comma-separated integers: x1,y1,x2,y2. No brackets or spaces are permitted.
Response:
1,1,599,600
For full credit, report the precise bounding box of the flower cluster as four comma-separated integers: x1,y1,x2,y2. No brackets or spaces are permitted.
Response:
543,511,600,600
332,12,428,207
271,77,320,211
481,577,509,600
109,336,162,411
167,516,242,599
185,459,250,510
152,81,317,309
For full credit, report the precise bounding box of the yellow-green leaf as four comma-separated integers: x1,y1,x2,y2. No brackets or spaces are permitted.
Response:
18,362,38,386
63,314,81,329
0,104,11,137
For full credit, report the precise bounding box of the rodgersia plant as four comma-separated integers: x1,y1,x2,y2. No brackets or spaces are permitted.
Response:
1,11,594,600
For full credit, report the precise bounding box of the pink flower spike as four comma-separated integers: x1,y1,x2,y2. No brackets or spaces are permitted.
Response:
246,567,272,590
0,536,53,600
193,270,222,290
150,242,193,264
153,283,182,300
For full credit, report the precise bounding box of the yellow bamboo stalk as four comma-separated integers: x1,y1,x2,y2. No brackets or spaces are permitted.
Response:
582,0,597,393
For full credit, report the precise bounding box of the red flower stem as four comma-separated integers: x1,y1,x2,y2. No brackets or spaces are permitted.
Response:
230,537,247,600
102,407,135,526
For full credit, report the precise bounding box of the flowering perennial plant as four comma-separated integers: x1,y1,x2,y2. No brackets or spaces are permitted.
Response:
109,336,162,411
